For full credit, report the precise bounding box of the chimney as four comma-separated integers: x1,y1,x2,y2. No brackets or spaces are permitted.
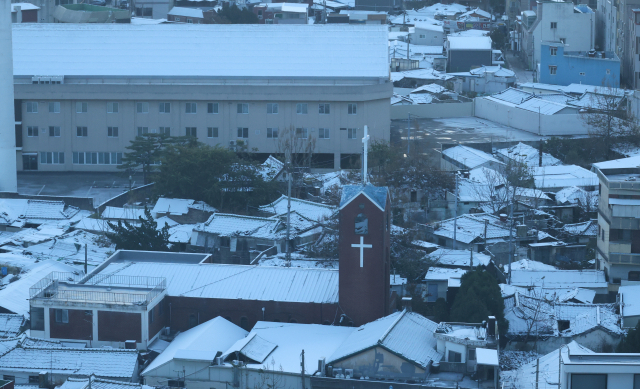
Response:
499,213,507,222
401,297,412,312
487,316,496,337
15,6,22,24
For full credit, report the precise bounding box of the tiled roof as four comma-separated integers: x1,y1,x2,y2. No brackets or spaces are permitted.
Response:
259,195,335,221
442,145,503,169
433,213,511,244
60,377,152,389
195,213,281,239
0,314,24,338
101,207,145,220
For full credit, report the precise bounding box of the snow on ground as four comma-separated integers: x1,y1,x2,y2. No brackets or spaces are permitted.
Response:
500,350,540,371
258,253,338,269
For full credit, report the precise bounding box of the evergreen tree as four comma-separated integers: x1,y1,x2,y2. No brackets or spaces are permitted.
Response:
107,208,171,251
119,133,187,185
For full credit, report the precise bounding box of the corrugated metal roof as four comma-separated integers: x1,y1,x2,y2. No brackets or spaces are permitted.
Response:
490,88,533,104
442,145,503,169
91,262,339,303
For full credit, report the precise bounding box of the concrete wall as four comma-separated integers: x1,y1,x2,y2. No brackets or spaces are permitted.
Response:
16,81,392,171
390,102,473,119
540,44,620,87
409,27,445,46
331,346,426,379
448,49,493,72
473,97,590,135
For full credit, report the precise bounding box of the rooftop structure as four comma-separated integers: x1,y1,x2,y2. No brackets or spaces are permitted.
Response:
425,267,468,287
619,284,640,328
496,142,562,167
531,165,598,191
53,4,131,23
446,35,492,50
441,145,504,171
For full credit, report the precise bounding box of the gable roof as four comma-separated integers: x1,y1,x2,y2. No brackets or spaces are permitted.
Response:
167,6,204,18
259,195,336,221
0,314,25,338
340,184,389,211
328,310,442,368
442,145,503,169
509,269,607,290
619,284,640,318
496,142,562,166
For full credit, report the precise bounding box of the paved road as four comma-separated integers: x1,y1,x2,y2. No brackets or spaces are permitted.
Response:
505,51,534,84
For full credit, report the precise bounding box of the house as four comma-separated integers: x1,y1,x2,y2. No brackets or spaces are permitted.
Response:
0,199,85,231
601,1,638,88
258,196,336,221
527,241,589,267
11,3,39,23
503,292,624,353
12,24,391,172
496,142,562,167
446,36,493,72
440,145,505,171
424,267,467,302
619,284,640,328
334,10,388,24
100,207,145,223
0,315,25,339
448,65,517,95
166,7,204,23
151,198,215,224
592,155,640,285
253,3,308,24
558,346,640,389
0,337,139,385
52,4,131,23
354,0,400,12
540,43,620,87
428,213,513,252
561,220,598,244
509,269,608,296
409,22,445,46
517,1,595,72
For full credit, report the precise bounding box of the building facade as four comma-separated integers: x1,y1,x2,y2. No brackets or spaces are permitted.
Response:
540,42,620,86
12,24,391,172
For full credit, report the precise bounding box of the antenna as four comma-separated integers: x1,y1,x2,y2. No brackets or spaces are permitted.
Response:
362,126,370,185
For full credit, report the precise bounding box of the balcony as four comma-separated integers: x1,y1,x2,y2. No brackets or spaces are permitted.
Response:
609,252,640,265
609,241,632,253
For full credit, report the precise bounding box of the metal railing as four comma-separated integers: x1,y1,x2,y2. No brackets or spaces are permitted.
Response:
52,289,150,304
29,272,84,299
86,273,165,289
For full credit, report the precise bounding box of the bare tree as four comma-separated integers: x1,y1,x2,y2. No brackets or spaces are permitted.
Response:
253,358,288,389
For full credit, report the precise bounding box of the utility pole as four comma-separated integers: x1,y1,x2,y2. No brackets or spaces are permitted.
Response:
407,113,411,155
508,186,514,284
535,358,539,389
483,219,488,248
300,350,306,389
286,148,292,264
84,244,88,274
453,173,458,250
362,125,370,185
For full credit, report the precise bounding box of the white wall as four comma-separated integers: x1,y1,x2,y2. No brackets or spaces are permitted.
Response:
409,27,445,46
390,102,473,120
0,0,17,192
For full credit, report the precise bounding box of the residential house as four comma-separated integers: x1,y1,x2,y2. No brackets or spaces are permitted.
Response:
496,142,562,167
409,22,445,46
503,292,624,353
253,3,308,24
532,165,598,192
354,0,400,12
540,42,620,87
424,267,468,302
100,207,145,223
619,284,640,328
0,315,25,339
428,213,522,253
449,65,517,95
11,3,39,23
527,241,590,267
59,377,152,389
592,155,640,284
558,347,640,389
334,10,388,24
0,199,86,231
258,195,336,221
446,36,493,72
151,198,216,224
518,1,596,74
509,269,609,296
166,7,204,23
440,145,505,171
561,220,598,244
455,7,492,31
598,0,640,88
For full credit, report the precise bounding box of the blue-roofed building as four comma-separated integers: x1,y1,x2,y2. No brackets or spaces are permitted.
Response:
540,42,620,87
340,184,389,211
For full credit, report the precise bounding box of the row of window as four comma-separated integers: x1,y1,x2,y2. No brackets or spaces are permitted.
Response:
27,126,358,139
25,102,359,115
73,152,123,165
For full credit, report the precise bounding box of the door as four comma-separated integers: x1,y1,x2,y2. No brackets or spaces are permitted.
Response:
22,154,37,170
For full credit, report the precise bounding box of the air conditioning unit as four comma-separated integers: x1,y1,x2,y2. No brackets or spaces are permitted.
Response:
215,356,224,365
344,369,353,379
333,368,343,378
39,77,51,85
51,76,64,84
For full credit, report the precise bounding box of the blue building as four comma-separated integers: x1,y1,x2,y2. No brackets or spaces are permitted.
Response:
540,42,620,87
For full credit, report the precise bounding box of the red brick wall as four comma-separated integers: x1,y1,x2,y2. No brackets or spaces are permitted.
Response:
166,297,337,332
97,311,142,342
148,300,166,340
49,309,92,340
338,192,391,326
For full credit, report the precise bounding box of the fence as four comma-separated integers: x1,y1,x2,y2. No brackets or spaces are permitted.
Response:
390,102,474,120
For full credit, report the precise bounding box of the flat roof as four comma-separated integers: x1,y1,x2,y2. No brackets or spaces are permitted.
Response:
12,24,389,79
447,36,492,50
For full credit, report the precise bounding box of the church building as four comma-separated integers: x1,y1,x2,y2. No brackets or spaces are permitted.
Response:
28,184,392,349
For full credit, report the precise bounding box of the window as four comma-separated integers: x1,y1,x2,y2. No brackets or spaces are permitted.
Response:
137,127,149,137
410,191,417,202
296,103,308,114
186,127,197,137
136,102,149,113
355,213,368,234
159,102,171,113
347,128,358,139
27,126,39,137
348,103,357,115
31,307,44,331
549,66,557,75
40,152,64,165
237,103,249,114
76,102,88,113
570,374,607,389
550,46,557,56
558,320,570,332
107,102,119,113
49,126,60,137
74,152,122,165
108,127,118,137
267,103,278,114
3,376,15,382
49,102,60,113
237,127,249,138
468,349,476,360
448,350,462,363
26,102,38,113
295,127,308,139
267,128,278,138
220,237,230,247
607,69,611,74
55,309,69,323
174,16,180,21
580,72,586,76
185,102,197,114
187,18,193,23
208,103,219,114
76,127,87,137
629,271,640,281
319,103,330,114
150,308,154,323
419,34,426,38
550,21,557,29
319,128,330,139
559,38,566,44
159,127,171,136
207,127,218,138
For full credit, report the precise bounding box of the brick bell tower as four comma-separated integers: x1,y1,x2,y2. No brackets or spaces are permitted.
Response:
338,179,391,326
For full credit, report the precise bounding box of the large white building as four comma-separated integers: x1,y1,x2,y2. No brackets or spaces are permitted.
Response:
11,24,391,172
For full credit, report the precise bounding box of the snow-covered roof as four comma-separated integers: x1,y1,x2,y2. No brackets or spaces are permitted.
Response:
168,224,196,244
12,3,40,11
259,195,336,221
143,317,247,375
0,199,81,226
433,213,510,244
447,36,492,50
476,347,498,366
12,24,389,79
467,65,515,77
390,68,454,82
340,184,388,211
509,269,607,290
501,341,594,389
0,314,25,338
554,186,594,205
411,83,447,94
562,220,598,237
0,260,82,316
442,145,503,169
258,156,284,181
413,21,443,32
262,2,308,12
224,322,354,373
424,267,467,287
18,230,115,267
592,154,640,171
458,7,490,19
90,262,339,303
427,248,491,267
167,6,204,18
152,198,215,216
195,213,281,239
59,377,151,389
101,207,145,221
532,165,598,189
0,345,138,378
496,142,562,166
448,29,489,37
328,310,442,368
506,258,557,272
620,284,640,318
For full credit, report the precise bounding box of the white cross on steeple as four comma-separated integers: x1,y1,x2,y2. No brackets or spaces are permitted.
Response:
351,236,372,267
362,125,370,185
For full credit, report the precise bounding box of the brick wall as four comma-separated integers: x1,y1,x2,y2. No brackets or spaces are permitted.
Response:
98,311,142,342
148,300,166,340
49,308,92,340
